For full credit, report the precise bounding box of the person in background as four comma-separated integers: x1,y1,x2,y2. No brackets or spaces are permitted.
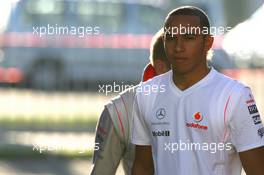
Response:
90,29,170,175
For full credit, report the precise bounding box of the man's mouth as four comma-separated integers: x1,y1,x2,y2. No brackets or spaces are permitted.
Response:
173,57,187,63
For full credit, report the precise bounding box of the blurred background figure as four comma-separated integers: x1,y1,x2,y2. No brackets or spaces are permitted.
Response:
91,29,169,175
0,0,263,174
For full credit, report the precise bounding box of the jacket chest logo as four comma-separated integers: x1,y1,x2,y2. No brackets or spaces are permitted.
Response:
186,112,208,130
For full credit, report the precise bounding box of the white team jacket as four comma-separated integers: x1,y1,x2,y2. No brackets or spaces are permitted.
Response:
91,86,138,175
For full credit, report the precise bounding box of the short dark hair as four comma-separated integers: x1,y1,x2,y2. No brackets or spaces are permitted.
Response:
164,6,210,31
149,29,168,65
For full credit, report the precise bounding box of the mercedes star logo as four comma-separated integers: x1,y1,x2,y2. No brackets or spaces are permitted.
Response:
156,108,166,120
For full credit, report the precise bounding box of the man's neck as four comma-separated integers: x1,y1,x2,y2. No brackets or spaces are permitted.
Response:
172,66,211,91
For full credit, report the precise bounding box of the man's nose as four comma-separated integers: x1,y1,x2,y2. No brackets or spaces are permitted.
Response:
174,37,184,52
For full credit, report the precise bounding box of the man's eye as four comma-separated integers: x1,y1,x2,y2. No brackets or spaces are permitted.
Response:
184,34,196,39
165,34,175,40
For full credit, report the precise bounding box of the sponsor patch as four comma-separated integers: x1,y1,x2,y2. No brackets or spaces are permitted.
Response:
152,130,170,137
186,112,208,130
194,112,203,122
156,108,166,120
186,122,208,130
258,127,264,138
248,104,258,114
252,115,262,125
151,121,170,125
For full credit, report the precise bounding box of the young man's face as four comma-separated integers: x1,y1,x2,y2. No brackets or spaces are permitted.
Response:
164,15,212,75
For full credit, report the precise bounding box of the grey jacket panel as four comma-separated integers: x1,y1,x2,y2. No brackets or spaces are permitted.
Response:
91,86,138,175
91,107,123,175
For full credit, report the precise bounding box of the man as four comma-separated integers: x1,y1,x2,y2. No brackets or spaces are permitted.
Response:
132,6,264,175
90,29,170,175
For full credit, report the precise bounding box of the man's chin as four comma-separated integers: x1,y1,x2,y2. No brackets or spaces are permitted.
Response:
172,66,190,75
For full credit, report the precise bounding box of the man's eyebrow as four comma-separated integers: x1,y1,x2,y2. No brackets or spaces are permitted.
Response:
185,32,198,35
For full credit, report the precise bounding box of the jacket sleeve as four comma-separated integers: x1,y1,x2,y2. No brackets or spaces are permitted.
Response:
229,87,264,152
90,107,125,175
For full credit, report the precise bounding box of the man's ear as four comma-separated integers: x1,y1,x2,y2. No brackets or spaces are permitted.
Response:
204,35,214,51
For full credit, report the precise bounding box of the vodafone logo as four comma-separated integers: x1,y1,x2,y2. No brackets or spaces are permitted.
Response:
186,112,208,130
194,112,203,123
